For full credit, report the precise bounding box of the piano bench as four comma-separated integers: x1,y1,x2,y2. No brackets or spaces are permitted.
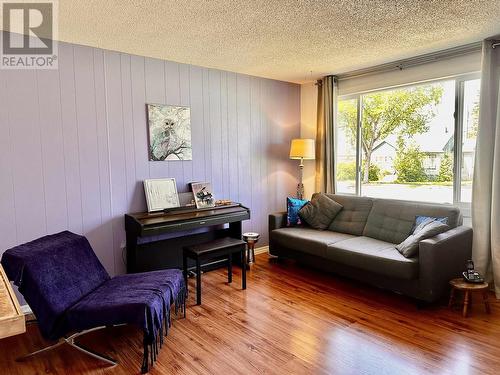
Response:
182,237,246,305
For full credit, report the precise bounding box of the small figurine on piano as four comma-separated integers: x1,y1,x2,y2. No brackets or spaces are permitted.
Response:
215,200,233,206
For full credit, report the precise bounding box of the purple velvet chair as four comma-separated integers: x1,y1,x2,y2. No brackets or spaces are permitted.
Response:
1,231,186,373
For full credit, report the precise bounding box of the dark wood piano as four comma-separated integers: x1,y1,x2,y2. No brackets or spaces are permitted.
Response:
125,204,250,273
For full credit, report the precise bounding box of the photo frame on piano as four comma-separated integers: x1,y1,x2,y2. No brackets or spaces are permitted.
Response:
143,178,180,212
191,182,216,209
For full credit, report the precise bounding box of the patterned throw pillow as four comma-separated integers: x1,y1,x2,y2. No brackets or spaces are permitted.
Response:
286,197,308,226
396,220,450,258
413,215,449,232
299,193,343,230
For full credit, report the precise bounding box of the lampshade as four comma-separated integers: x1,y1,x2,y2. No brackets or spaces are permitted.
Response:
289,138,315,160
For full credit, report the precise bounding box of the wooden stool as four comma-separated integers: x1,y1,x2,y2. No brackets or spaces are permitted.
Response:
183,237,246,305
448,278,490,317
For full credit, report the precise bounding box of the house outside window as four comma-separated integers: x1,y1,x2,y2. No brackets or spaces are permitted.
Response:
335,75,480,217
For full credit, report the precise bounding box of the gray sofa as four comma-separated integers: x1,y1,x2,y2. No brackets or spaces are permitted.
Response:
269,194,473,302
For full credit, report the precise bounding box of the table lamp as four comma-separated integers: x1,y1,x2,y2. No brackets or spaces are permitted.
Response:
289,138,315,199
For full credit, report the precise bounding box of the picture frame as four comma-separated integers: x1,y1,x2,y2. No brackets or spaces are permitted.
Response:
190,182,216,209
146,103,192,161
143,178,180,212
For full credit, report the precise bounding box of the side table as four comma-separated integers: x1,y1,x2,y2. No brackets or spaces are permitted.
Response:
448,278,490,318
242,232,260,268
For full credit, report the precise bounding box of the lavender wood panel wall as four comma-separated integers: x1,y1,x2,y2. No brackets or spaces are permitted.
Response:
0,39,300,276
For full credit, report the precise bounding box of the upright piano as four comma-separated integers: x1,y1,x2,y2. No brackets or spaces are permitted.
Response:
125,204,250,273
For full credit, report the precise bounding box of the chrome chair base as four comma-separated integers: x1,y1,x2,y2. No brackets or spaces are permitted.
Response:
16,326,117,366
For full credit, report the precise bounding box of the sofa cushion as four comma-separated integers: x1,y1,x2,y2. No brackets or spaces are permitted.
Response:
326,236,419,280
270,227,355,258
299,193,343,230
325,194,374,236
363,199,461,244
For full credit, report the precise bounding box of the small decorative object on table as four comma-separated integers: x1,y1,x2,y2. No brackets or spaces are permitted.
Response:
449,277,490,318
463,259,485,283
215,200,233,206
242,232,260,268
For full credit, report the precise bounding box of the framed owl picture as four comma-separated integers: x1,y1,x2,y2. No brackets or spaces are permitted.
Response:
147,104,192,161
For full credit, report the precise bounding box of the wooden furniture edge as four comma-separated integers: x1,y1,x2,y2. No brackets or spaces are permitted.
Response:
0,264,26,339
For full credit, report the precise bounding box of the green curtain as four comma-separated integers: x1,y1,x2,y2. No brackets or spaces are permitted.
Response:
315,75,337,193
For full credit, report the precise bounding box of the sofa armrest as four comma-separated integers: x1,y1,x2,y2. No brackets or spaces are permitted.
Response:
417,226,473,301
269,212,287,232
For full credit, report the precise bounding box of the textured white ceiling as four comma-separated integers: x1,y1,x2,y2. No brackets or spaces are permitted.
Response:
21,1,500,82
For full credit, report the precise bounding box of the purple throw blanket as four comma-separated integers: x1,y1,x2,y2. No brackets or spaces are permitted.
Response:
64,269,185,344
1,231,111,340
1,231,186,372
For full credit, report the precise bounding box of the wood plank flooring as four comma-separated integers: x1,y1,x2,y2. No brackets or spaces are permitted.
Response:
1,253,499,374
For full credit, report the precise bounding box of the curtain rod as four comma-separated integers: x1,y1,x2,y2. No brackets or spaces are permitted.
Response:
337,42,481,81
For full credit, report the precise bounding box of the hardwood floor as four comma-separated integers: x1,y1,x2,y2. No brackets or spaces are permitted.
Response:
1,253,500,374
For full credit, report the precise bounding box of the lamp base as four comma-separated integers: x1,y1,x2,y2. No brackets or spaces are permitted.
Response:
296,183,304,200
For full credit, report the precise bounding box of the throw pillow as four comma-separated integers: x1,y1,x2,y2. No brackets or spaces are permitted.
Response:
396,221,450,258
413,215,449,232
412,216,436,235
286,197,308,226
299,193,343,230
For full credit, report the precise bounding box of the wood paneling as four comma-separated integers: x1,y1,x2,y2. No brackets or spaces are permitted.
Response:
0,66,18,250
8,70,46,244
0,36,300,276
58,45,84,236
1,254,500,374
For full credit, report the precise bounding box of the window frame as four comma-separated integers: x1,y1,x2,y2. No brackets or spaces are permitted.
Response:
335,72,480,213
454,73,480,217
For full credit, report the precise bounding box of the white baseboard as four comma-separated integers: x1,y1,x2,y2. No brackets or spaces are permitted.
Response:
255,245,269,255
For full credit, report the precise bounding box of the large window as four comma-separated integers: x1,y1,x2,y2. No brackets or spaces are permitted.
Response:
336,76,479,208
336,98,358,195
459,79,480,203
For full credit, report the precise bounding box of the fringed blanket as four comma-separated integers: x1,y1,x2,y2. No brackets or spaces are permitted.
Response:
65,269,186,372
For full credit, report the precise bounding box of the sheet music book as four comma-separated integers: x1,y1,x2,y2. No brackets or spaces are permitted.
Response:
144,178,180,212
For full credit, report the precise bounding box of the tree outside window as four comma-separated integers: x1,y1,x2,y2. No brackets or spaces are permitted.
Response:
336,77,479,206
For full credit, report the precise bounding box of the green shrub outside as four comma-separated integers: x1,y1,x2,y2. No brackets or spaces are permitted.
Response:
337,161,381,182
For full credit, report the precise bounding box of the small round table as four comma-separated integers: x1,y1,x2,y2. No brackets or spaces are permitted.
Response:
448,278,490,317
242,232,260,268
